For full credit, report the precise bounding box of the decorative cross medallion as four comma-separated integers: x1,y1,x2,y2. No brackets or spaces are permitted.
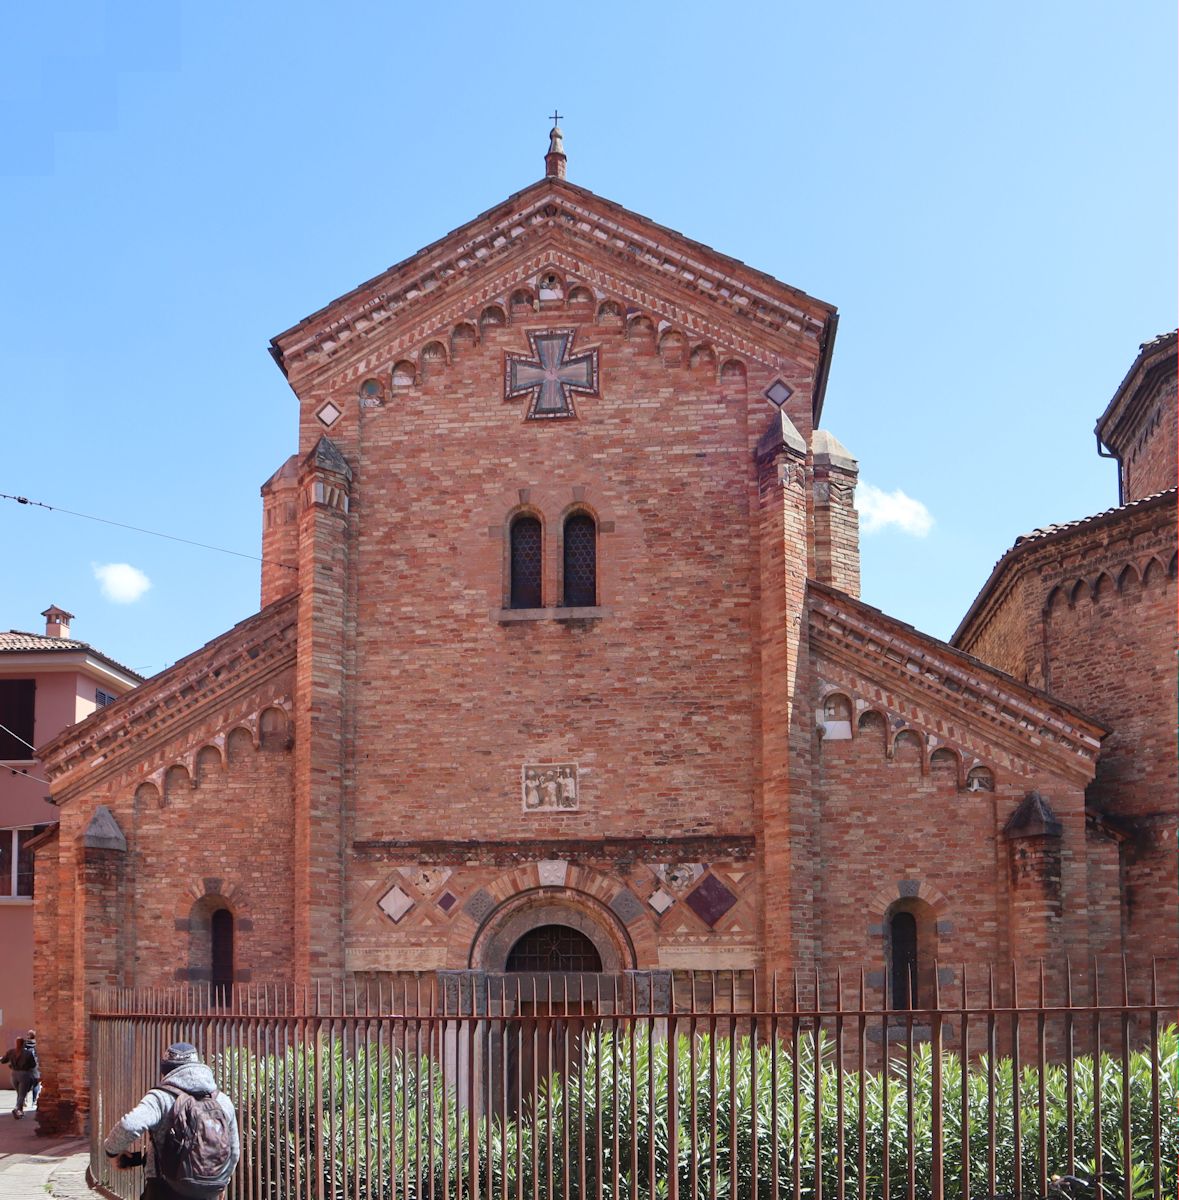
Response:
504,329,599,420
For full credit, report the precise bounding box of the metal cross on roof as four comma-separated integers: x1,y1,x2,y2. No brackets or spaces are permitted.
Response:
550,110,563,127
504,329,599,420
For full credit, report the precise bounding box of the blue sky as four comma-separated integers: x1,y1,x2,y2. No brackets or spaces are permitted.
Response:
2,0,1175,676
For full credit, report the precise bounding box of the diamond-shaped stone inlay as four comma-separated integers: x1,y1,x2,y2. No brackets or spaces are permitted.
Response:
764,379,793,408
464,888,495,923
685,875,737,927
316,401,342,427
610,887,643,925
378,884,413,924
648,888,675,916
436,890,458,914
505,329,599,420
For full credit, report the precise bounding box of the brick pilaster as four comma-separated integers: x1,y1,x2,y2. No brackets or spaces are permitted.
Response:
810,430,860,598
755,410,813,971
260,455,301,608
294,437,352,984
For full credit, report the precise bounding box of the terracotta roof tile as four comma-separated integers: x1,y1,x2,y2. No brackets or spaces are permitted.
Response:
1010,488,1177,548
0,630,143,682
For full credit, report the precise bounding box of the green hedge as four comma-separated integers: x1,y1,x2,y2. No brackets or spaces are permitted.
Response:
222,1023,1176,1200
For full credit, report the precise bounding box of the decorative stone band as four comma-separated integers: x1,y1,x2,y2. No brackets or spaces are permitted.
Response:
808,584,1104,781
352,834,756,866
275,187,829,381
38,593,299,794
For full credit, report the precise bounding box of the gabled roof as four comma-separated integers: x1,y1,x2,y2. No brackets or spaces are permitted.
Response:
0,630,142,684
269,175,839,421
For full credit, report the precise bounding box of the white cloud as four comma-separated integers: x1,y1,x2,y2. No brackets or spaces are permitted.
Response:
857,482,934,537
93,562,152,604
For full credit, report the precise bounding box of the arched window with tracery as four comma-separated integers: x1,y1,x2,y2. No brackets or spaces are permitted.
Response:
506,924,603,972
510,516,542,609
562,512,597,607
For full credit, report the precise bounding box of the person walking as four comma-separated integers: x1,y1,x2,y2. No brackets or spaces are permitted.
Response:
104,1041,239,1199
1,1032,40,1118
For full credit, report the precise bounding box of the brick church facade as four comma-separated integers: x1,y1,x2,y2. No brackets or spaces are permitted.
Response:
33,133,1177,1132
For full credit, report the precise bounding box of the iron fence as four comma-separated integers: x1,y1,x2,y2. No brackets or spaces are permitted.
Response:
89,961,1176,1200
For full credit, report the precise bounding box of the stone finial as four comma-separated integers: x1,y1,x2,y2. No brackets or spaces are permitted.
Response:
306,435,353,481
41,605,74,639
1003,790,1063,839
756,407,807,461
82,805,127,852
545,124,567,180
811,429,858,472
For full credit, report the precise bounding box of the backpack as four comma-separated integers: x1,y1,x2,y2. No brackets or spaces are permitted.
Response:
15,1045,36,1073
154,1084,234,1198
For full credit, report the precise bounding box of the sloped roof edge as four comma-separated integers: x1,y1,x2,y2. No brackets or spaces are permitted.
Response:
951,488,1177,647
1095,330,1177,448
268,176,839,412
38,592,299,775
809,579,1107,743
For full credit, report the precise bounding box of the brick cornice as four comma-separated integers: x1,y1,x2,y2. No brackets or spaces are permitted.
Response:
808,583,1104,784
272,182,834,388
952,490,1177,649
40,594,299,799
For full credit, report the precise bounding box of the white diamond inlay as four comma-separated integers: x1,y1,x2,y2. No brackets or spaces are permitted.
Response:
317,401,342,427
378,884,413,923
648,888,675,915
765,380,793,408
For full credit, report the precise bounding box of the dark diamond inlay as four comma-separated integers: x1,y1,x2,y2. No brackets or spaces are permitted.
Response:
685,875,737,927
437,891,457,913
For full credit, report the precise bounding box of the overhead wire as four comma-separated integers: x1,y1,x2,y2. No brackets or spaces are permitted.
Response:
0,492,298,571
0,721,51,785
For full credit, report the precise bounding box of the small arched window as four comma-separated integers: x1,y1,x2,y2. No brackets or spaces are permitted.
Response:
210,908,234,1005
889,910,918,1009
510,516,543,609
563,513,597,607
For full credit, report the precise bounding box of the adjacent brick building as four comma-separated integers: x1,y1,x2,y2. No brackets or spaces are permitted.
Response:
32,132,1176,1132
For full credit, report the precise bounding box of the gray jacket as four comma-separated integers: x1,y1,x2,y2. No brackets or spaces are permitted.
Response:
103,1062,240,1187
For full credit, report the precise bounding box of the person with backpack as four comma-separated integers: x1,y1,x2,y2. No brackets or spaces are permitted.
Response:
2,1032,40,1118
103,1041,239,1199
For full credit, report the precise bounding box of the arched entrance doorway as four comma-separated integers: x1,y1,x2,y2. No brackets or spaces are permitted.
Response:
491,908,618,1115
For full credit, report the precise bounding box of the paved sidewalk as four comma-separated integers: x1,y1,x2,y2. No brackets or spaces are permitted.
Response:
0,1090,91,1199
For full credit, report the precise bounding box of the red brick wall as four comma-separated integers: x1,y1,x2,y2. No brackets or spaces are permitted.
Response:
1122,372,1177,503
295,313,823,979
34,684,296,1133
810,677,1096,997
954,574,1033,684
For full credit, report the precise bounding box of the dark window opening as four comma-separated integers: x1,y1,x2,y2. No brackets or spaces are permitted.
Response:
0,680,35,759
211,908,234,1004
505,924,603,973
562,513,597,607
510,517,542,609
889,911,918,1009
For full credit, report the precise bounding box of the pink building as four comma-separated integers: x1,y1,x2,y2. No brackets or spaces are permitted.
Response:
0,607,139,1076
